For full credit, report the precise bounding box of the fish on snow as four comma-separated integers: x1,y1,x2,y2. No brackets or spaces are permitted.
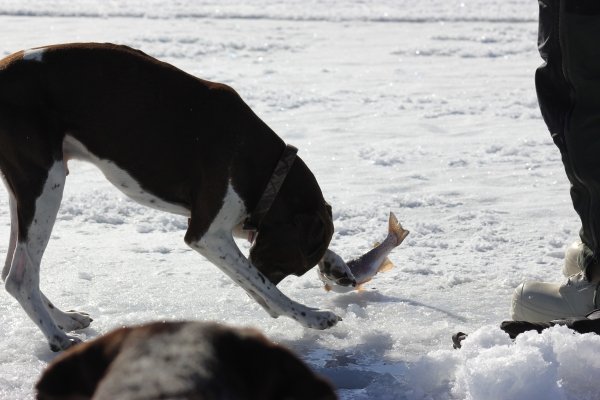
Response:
318,212,409,293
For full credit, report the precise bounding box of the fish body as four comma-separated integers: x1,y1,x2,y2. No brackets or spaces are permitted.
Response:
318,212,409,292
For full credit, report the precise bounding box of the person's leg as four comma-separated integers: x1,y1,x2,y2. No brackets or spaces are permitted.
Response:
538,0,600,274
560,1,600,275
512,0,600,321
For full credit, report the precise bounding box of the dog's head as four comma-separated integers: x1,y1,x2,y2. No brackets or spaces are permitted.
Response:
250,199,333,285
36,321,337,400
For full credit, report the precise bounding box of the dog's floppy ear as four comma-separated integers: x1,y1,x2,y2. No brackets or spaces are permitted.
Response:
36,327,132,400
250,202,333,285
261,341,337,400
212,327,337,400
294,203,333,269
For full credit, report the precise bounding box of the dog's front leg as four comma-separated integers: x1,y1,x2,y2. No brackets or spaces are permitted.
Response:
186,185,341,330
189,234,340,329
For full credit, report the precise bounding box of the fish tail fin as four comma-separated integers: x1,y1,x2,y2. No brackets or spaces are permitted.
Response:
389,212,409,246
378,257,394,273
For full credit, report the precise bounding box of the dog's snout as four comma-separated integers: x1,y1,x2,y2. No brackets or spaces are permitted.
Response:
338,277,356,287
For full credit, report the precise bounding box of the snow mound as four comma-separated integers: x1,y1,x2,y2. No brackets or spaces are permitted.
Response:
409,326,600,400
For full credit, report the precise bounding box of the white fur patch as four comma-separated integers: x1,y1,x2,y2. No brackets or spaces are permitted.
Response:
93,323,215,397
209,184,247,230
1,175,18,279
22,47,45,62
63,135,190,216
28,161,66,263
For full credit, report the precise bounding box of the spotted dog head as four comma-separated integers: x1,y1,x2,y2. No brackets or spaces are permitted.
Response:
36,321,338,400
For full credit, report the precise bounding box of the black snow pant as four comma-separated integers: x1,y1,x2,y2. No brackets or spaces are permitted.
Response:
536,0,600,275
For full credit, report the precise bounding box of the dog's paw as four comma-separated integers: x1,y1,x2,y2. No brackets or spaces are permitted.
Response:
49,334,82,352
54,310,93,332
301,309,342,330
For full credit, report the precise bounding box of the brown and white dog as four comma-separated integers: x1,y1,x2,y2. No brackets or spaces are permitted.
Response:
36,321,337,400
0,43,346,352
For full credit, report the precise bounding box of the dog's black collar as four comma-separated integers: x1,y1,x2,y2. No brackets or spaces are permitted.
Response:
243,144,298,240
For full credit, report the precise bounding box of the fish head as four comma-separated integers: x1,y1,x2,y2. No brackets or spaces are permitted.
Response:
249,201,334,285
317,249,357,288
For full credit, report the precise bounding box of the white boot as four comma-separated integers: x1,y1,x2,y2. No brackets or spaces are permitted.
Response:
511,271,600,322
562,241,584,277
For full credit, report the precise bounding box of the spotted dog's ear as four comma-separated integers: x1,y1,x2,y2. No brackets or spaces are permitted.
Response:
295,205,333,270
210,326,338,400
250,222,307,285
36,327,132,400
250,202,334,285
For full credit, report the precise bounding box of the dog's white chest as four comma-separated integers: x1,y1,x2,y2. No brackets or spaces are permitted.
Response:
62,135,190,216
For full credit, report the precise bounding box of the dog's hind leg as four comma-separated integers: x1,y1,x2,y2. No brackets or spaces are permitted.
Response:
41,293,93,332
4,160,82,351
3,166,92,335
1,188,17,281
185,184,341,330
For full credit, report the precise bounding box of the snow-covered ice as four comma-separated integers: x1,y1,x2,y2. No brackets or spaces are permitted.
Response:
2,1,600,399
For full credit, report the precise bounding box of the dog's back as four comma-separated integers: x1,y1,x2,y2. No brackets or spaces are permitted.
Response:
0,43,270,210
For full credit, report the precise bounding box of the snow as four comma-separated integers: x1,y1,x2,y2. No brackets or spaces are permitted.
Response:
1,1,599,399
